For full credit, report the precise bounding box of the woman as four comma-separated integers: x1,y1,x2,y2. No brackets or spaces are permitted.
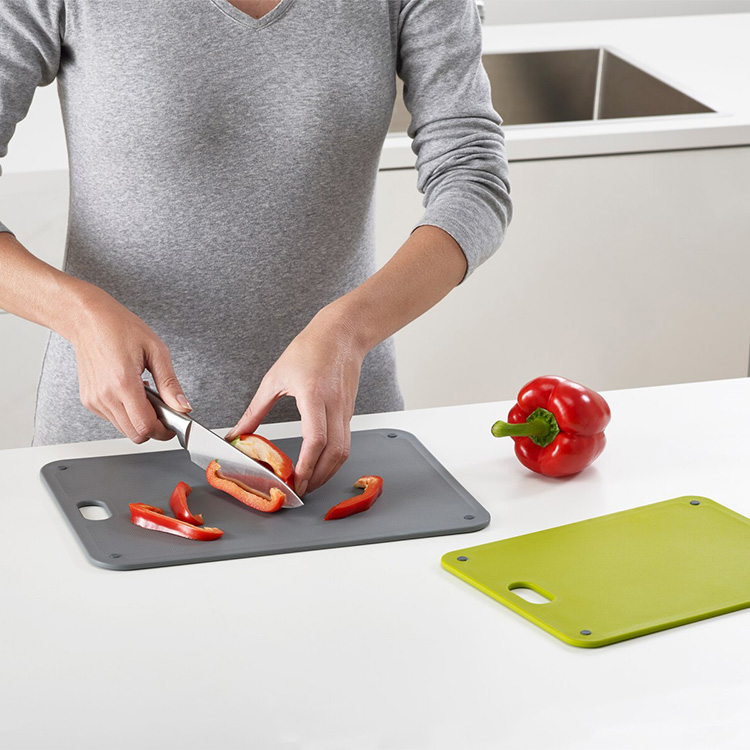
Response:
0,0,511,497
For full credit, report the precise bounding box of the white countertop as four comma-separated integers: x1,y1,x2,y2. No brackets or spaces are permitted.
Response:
2,377,750,749
3,13,750,176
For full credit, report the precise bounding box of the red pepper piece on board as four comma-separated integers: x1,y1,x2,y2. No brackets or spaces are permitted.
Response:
129,503,223,541
206,459,285,513
491,375,611,477
324,475,384,521
230,434,294,486
169,481,203,526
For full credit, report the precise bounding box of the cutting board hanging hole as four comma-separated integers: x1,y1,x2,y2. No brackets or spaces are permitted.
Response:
509,583,554,604
77,502,112,521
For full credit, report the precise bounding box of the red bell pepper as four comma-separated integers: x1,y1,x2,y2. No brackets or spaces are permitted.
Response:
129,503,224,541
491,375,611,477
230,433,294,486
169,481,203,526
206,459,285,513
324,475,383,521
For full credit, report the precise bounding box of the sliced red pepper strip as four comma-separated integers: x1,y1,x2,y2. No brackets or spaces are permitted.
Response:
491,375,611,477
206,459,285,513
324,475,383,521
230,433,294,486
129,503,223,541
130,502,165,514
169,481,203,526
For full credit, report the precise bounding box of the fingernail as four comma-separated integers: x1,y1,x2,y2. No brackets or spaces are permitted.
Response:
176,394,192,410
296,479,308,497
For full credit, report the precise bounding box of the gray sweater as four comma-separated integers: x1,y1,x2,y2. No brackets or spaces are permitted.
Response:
0,0,511,445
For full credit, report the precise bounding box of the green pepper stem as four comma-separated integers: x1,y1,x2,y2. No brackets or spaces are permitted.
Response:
491,407,561,448
491,419,550,439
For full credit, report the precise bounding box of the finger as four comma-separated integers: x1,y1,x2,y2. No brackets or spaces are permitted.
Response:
108,401,147,443
121,384,176,443
139,376,174,440
324,394,355,484
79,392,109,423
306,404,350,494
80,384,120,428
78,370,109,422
146,341,191,413
80,372,164,441
225,378,279,442
323,412,352,486
294,394,327,497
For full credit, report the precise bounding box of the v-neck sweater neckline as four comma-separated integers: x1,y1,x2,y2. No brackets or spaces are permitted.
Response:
208,0,297,29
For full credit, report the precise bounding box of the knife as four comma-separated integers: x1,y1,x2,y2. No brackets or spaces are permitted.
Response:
144,385,303,508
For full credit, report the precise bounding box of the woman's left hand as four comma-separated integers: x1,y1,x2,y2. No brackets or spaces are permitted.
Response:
225,307,367,497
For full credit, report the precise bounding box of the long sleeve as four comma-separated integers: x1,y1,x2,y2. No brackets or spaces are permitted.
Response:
0,0,65,236
397,0,512,280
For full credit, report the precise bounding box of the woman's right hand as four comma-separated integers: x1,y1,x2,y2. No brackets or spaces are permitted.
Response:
70,288,191,443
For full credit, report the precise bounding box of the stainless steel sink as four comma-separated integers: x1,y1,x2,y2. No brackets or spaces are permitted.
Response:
388,48,714,131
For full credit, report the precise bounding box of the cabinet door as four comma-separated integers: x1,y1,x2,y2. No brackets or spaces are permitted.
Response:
375,147,750,409
0,170,68,448
0,170,69,276
0,315,50,449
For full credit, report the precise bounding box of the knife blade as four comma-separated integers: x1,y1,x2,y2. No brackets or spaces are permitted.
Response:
144,386,303,508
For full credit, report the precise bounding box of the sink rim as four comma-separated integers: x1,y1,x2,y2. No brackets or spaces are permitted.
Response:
387,44,722,135
501,44,719,127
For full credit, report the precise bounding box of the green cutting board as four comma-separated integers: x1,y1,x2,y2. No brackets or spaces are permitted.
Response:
442,496,750,647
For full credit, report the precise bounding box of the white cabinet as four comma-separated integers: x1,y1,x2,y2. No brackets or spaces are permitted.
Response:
375,147,750,409
0,170,69,271
0,315,49,449
0,170,68,448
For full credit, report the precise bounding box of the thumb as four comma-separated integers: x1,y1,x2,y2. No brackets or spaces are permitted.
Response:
147,342,191,413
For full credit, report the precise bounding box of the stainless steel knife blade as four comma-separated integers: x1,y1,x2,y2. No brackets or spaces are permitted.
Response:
144,386,303,508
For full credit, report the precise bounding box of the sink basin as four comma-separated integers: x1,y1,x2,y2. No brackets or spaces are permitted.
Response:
388,48,714,131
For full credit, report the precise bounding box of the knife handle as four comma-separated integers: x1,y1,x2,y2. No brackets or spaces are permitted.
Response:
144,385,192,448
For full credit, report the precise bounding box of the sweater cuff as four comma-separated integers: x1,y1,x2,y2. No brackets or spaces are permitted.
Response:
410,186,510,283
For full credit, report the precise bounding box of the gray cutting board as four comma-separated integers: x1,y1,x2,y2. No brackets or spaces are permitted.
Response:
41,429,490,570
